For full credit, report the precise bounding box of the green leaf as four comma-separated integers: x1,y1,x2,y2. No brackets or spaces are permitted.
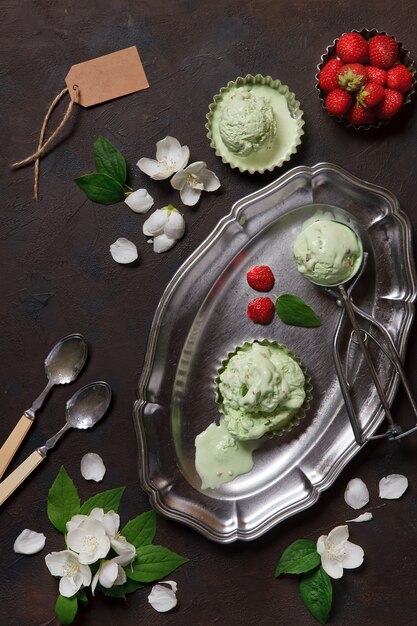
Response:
275,539,321,577
94,136,127,185
55,595,78,625
126,545,188,583
299,567,332,625
275,294,321,328
47,467,80,533
76,590,88,607
97,579,143,599
79,487,125,515
75,172,125,205
121,510,157,548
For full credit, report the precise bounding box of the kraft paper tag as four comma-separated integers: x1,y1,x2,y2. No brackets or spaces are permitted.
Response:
65,46,149,108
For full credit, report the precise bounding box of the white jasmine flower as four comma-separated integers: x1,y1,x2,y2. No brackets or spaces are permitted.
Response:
143,205,185,254
110,238,138,264
87,508,136,563
14,529,46,555
317,525,364,579
171,161,220,206
346,512,373,523
80,453,106,482
91,555,127,596
66,518,110,565
45,550,92,597
379,474,408,499
148,580,178,612
124,188,154,213
344,478,370,510
137,136,190,180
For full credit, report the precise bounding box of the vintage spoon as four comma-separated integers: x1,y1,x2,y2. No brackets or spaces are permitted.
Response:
0,381,111,506
0,333,87,479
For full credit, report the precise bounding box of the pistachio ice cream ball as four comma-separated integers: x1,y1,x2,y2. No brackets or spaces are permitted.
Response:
293,220,362,286
219,87,277,156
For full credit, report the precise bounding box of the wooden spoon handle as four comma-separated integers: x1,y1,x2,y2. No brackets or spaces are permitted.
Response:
0,450,45,506
0,415,33,480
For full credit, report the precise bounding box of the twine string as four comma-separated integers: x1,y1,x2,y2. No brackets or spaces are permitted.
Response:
12,84,79,199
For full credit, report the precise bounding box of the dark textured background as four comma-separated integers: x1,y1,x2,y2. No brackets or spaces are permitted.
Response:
1,1,417,624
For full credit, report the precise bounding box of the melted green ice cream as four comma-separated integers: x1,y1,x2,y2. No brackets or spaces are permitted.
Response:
218,87,277,156
217,342,306,440
293,220,362,286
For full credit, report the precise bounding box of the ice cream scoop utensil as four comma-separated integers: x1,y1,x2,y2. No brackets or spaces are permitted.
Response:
0,381,111,506
0,334,87,480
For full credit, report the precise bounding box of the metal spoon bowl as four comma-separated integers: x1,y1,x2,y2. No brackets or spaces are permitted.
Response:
44,333,88,385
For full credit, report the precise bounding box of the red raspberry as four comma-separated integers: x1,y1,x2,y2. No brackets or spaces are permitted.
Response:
357,82,385,107
318,58,344,92
336,32,368,64
338,64,368,92
386,64,413,93
374,88,403,119
325,88,353,116
346,102,375,125
246,297,275,325
368,34,398,69
366,66,387,85
246,265,275,291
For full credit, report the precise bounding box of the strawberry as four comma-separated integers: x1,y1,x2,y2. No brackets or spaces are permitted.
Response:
374,88,403,119
366,66,387,86
368,34,398,69
357,82,385,107
325,88,353,116
318,58,344,92
346,102,375,125
336,32,368,64
246,297,275,325
338,64,368,92
386,64,413,93
246,265,275,291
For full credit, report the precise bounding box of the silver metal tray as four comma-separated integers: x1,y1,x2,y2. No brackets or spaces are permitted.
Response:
133,163,416,543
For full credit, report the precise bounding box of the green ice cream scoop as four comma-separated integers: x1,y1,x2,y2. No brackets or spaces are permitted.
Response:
218,87,277,156
293,220,363,286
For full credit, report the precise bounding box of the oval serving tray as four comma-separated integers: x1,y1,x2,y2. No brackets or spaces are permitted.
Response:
133,163,416,543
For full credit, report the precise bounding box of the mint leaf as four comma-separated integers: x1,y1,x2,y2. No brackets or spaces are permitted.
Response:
126,545,188,583
55,595,78,625
75,172,125,204
98,579,143,599
121,510,157,548
76,590,88,607
299,566,332,625
79,487,125,515
94,136,127,185
47,467,80,533
275,294,321,328
275,539,321,577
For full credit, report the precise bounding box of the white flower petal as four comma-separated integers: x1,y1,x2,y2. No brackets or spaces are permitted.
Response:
110,238,138,264
101,511,120,537
137,157,172,180
67,519,110,565
180,185,201,206
124,189,154,214
156,136,190,172
153,234,177,253
143,209,168,237
316,535,326,556
327,525,349,546
45,550,74,577
80,453,106,482
379,474,408,499
148,582,178,612
91,570,100,596
114,564,127,586
185,161,206,175
199,167,221,191
344,478,370,510
14,529,46,555
346,512,373,523
340,541,364,569
66,514,89,533
170,169,188,191
99,561,119,588
110,536,136,565
320,554,344,579
59,576,80,598
164,211,185,240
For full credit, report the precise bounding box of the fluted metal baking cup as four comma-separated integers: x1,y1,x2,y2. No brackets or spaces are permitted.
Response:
316,28,416,129
215,339,312,438
206,74,305,173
